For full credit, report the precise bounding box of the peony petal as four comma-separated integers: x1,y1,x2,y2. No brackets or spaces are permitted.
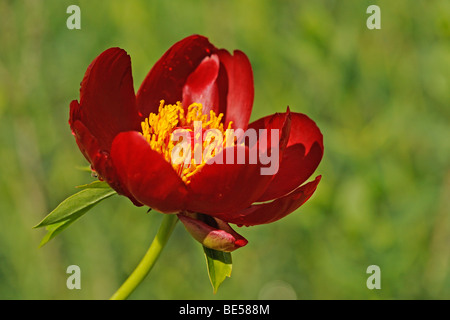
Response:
71,120,142,206
182,54,220,115
110,131,188,213
136,35,217,118
286,112,324,150
254,112,324,201
187,145,273,215
178,213,247,252
220,176,321,226
71,47,140,151
246,108,292,162
216,49,254,130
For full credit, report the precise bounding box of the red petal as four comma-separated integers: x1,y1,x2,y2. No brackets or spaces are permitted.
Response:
216,49,254,129
110,131,188,213
220,176,321,226
286,112,324,150
255,112,323,201
136,35,217,118
187,145,273,215
72,47,140,151
182,54,220,115
178,213,247,252
71,120,142,206
246,109,291,159
71,119,101,166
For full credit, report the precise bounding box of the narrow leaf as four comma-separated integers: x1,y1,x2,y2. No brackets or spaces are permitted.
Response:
34,186,116,228
75,165,92,172
38,210,86,247
76,180,111,189
34,186,116,247
203,246,232,293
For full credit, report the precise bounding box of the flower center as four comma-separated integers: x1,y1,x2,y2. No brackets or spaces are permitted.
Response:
141,100,233,183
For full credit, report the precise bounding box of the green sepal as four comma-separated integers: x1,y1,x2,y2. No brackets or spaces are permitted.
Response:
203,246,232,293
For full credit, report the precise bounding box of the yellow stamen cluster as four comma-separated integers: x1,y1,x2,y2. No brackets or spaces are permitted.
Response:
141,100,233,183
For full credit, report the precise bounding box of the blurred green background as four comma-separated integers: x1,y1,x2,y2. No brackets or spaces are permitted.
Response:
0,0,448,299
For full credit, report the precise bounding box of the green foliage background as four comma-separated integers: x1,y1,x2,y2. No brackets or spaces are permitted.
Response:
0,0,448,299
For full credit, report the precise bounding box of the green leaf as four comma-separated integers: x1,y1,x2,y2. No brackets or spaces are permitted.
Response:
35,186,116,228
203,246,232,293
76,180,111,189
37,209,87,247
34,185,116,246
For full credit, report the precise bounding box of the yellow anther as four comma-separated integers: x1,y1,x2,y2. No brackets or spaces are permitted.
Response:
141,100,234,184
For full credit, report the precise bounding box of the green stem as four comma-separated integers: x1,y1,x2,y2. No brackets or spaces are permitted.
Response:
110,214,178,300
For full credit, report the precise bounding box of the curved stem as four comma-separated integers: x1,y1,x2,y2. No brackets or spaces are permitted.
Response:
110,214,178,300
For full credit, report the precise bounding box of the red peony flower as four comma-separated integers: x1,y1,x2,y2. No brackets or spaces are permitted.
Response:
69,35,323,252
